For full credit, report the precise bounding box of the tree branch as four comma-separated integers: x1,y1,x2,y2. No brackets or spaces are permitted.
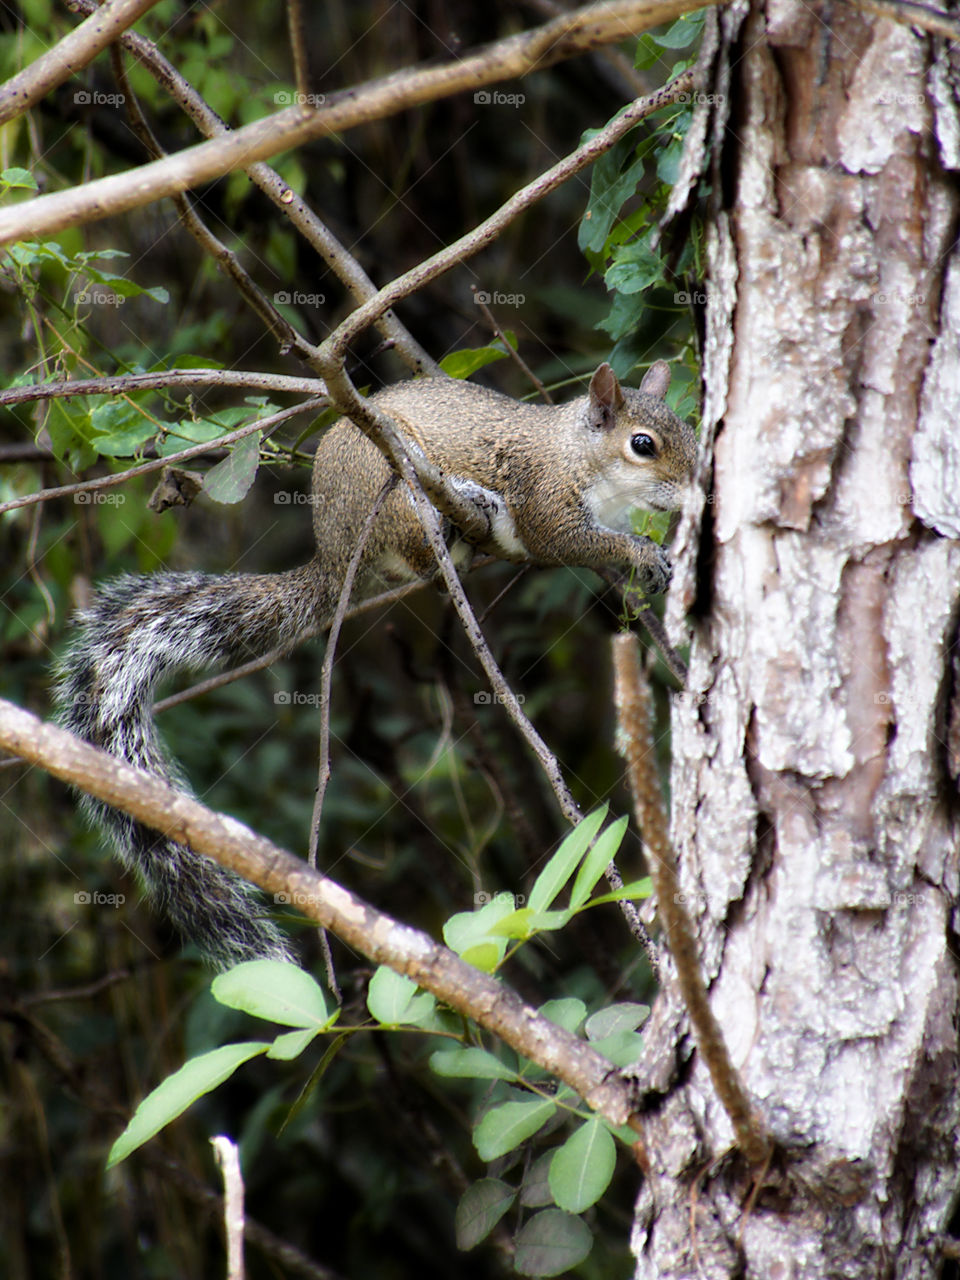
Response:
611,633,772,1166
66,0,436,375
0,697,643,1131
320,69,696,359
0,0,718,245
0,396,328,516
0,0,160,124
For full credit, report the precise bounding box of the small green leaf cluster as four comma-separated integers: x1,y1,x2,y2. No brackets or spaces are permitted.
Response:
578,14,708,382
106,810,651,1274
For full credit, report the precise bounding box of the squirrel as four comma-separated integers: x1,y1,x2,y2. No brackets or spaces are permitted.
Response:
56,360,696,968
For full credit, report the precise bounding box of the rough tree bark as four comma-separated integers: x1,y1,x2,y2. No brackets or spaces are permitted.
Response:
632,2,960,1275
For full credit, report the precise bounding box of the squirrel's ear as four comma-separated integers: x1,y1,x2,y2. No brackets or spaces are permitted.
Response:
639,360,671,400
587,362,625,431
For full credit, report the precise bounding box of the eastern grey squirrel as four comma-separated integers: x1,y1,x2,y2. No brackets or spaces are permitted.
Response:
57,361,696,967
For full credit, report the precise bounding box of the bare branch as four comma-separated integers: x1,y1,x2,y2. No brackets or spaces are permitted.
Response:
321,69,695,359
286,0,311,101
309,475,397,865
612,633,772,1166
472,285,553,403
109,46,315,364
0,397,328,516
0,0,160,125
0,370,326,408
0,696,644,1131
67,0,435,375
0,1,717,245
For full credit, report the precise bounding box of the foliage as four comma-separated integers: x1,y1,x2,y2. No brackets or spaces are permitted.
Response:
106,814,650,1273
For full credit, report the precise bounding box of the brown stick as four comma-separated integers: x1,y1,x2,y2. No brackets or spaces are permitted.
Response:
611,633,772,1166
0,697,642,1130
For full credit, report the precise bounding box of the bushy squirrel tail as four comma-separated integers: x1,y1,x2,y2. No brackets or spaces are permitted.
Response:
56,563,321,968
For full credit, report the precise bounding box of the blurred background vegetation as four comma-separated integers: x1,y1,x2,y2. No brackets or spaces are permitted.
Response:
0,1,702,1275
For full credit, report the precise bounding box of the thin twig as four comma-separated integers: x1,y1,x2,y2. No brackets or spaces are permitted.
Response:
471,285,552,403
0,397,328,516
322,70,696,359
67,0,435,375
110,46,314,362
210,1137,246,1280
597,567,689,686
611,633,772,1166
0,0,160,124
286,0,311,101
310,475,397,865
0,4,714,245
0,369,326,408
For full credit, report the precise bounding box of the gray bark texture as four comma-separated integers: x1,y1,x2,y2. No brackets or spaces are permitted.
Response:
632,3,960,1275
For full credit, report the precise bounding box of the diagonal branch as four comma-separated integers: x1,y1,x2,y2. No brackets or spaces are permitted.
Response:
0,0,160,124
0,0,719,245
0,696,645,1132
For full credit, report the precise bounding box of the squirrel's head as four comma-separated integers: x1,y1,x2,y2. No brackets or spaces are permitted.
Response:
580,361,696,524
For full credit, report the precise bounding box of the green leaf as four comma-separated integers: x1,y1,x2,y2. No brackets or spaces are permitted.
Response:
89,400,158,457
474,1098,556,1161
586,877,653,907
513,1208,593,1276
211,960,329,1028
538,998,586,1034
584,1002,650,1041
578,131,647,253
106,1041,269,1167
367,965,418,1024
569,814,629,909
527,808,607,914
459,942,505,973
50,402,99,470
455,1179,516,1250
486,907,536,939
203,429,261,503
430,1047,519,1082
439,339,514,379
654,11,706,48
1,167,38,190
548,1118,616,1212
519,1150,555,1207
589,1030,646,1068
267,1027,318,1060
278,1032,349,1136
604,239,664,295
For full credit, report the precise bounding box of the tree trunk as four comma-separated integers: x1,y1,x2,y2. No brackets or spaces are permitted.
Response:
633,3,960,1275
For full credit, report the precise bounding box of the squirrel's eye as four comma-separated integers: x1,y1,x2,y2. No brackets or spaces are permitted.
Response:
630,433,657,458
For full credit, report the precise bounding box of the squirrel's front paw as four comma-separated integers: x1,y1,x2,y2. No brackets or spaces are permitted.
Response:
630,541,673,597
